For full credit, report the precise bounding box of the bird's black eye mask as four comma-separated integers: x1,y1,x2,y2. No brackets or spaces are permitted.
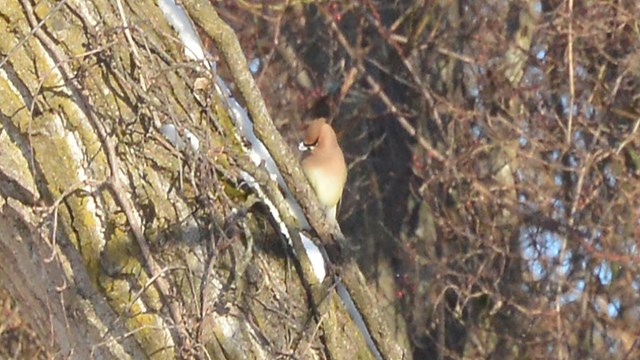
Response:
298,140,317,151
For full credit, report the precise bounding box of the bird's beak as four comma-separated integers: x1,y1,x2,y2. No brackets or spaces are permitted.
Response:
299,142,313,152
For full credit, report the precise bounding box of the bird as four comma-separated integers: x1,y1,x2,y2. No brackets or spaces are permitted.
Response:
299,118,347,220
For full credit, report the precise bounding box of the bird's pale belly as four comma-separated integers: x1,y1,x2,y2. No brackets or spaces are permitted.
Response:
305,167,344,207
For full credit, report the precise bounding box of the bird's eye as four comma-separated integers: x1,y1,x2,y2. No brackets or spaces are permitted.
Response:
298,141,316,151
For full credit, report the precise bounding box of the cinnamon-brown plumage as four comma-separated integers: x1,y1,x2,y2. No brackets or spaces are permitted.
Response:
299,118,347,219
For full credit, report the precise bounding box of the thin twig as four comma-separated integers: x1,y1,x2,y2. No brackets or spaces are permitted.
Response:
18,0,190,350
321,6,447,164
566,0,575,146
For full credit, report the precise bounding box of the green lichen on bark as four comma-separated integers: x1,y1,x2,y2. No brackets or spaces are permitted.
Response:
99,213,170,358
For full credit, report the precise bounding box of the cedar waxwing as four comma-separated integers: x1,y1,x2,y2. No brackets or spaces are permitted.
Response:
299,118,347,219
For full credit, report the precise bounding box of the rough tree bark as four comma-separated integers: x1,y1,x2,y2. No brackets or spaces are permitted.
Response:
0,0,409,359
